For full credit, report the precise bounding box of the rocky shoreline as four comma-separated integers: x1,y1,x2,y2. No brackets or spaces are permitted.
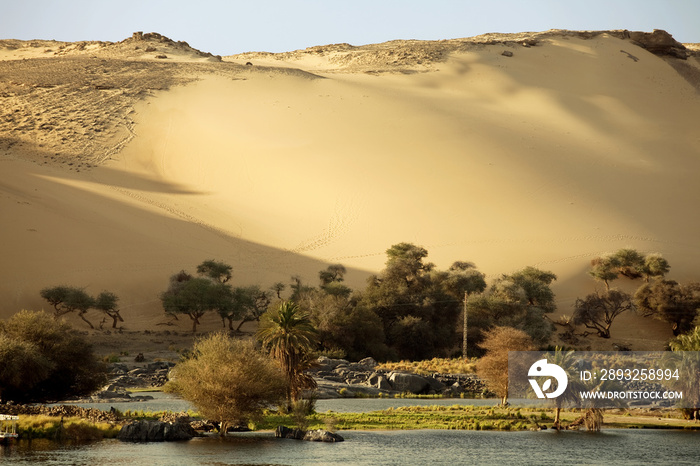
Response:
311,357,490,399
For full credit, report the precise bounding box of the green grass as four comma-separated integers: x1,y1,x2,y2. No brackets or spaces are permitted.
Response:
254,405,537,431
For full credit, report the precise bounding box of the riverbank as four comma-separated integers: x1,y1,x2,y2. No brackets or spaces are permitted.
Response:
6,404,698,441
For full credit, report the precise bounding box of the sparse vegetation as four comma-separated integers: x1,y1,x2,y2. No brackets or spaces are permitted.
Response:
378,358,476,375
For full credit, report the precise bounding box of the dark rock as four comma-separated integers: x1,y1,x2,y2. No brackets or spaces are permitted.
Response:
388,372,430,394
424,376,446,392
110,363,129,374
367,372,380,386
629,29,687,59
134,353,145,362
275,426,343,442
117,420,195,442
502,50,513,57
376,375,392,391
303,429,344,442
275,425,305,439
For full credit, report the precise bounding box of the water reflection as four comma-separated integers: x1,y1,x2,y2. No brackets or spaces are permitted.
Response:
1,430,698,465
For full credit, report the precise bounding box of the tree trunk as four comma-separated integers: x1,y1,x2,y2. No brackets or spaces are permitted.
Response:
235,317,251,333
110,311,123,329
554,407,561,430
190,314,200,333
78,311,94,329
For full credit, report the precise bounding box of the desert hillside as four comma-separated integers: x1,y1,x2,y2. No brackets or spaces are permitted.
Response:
1,29,699,348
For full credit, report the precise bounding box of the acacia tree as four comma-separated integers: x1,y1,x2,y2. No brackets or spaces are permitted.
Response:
589,249,669,289
271,282,286,299
572,290,634,338
217,285,271,331
167,333,286,436
196,259,232,283
161,261,237,333
495,267,558,313
161,274,234,333
257,301,318,410
94,291,123,329
40,286,96,329
634,280,700,336
475,326,535,406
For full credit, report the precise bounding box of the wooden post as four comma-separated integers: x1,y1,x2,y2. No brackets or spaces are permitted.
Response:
462,291,468,359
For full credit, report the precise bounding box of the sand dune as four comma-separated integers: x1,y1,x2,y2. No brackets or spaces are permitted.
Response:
1,30,699,346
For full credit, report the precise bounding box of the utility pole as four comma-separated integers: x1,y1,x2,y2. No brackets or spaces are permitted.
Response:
462,291,468,359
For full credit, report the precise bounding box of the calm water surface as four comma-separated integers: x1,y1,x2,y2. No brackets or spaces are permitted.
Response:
26,396,698,465
1,429,697,465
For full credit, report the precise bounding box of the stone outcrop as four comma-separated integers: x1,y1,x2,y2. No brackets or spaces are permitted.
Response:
629,29,688,59
275,426,344,442
309,357,489,398
117,419,195,442
387,372,430,394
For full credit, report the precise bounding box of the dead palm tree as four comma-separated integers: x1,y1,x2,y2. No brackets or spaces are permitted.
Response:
257,301,318,410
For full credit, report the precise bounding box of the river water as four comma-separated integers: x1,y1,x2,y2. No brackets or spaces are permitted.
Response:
2,429,697,465
6,394,695,465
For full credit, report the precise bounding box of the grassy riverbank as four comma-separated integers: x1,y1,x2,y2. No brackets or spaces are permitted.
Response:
15,415,121,440
256,405,700,432
12,405,699,440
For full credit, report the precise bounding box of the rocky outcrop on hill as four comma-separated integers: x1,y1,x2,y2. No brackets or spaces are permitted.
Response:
310,356,489,399
230,29,690,71
629,29,688,59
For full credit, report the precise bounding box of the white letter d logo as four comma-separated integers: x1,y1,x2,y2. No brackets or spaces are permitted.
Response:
528,359,568,399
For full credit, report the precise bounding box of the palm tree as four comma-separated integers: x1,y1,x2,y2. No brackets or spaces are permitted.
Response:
548,347,586,429
257,301,318,410
667,327,700,420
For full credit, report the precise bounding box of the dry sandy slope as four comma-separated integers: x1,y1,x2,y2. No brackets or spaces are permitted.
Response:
2,31,700,347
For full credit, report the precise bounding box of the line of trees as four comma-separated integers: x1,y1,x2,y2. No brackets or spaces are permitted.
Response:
153,245,559,361
40,286,122,329
566,248,700,340
39,245,699,360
